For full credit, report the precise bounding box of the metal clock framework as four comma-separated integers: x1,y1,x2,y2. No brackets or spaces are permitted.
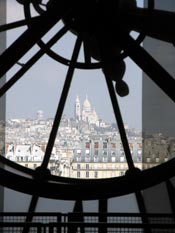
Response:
0,0,175,216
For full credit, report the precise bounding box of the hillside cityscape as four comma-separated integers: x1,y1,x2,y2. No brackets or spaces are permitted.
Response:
5,96,175,179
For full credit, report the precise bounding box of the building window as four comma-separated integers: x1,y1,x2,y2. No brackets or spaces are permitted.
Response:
77,164,81,169
94,142,99,149
103,171,107,178
120,171,125,176
94,171,98,178
94,164,98,169
120,156,124,162
103,151,107,155
77,156,81,162
25,164,28,167
120,151,124,156
85,156,90,162
94,157,98,162
77,149,81,155
86,171,89,178
137,156,142,162
111,156,116,162
33,164,37,168
94,150,98,156
85,142,90,149
86,164,89,170
155,157,160,163
103,142,107,149
146,157,151,163
77,171,80,178
111,151,115,156
137,149,142,155
85,149,90,155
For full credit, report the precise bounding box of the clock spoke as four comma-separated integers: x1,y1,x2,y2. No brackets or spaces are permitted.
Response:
0,26,68,97
0,16,41,32
0,2,71,79
32,2,46,15
83,33,91,65
41,36,82,169
118,31,175,102
102,67,135,171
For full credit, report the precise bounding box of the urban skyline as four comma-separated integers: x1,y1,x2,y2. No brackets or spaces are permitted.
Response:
6,92,142,131
6,105,174,179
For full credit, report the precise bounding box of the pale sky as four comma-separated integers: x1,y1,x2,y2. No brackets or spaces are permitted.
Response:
6,0,144,129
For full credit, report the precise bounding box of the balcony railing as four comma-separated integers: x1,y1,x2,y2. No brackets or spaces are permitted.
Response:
0,212,174,232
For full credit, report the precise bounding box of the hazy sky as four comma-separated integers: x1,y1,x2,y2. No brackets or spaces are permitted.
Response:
6,0,143,129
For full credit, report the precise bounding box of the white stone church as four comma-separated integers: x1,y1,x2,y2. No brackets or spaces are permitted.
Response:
74,95,99,125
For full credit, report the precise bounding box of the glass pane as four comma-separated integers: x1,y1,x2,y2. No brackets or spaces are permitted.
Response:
142,0,175,170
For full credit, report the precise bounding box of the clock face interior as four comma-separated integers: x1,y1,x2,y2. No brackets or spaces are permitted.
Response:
1,1,175,222
3,0,144,180
0,0,174,204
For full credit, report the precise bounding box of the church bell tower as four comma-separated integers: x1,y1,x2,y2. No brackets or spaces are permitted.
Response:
74,95,81,121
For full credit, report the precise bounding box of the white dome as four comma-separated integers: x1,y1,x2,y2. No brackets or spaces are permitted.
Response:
83,95,91,111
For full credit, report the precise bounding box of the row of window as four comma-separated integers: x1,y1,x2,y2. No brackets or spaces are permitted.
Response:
75,156,142,163
77,150,142,156
146,157,169,163
76,171,125,178
7,156,43,162
25,164,37,168
85,142,141,149
76,163,130,170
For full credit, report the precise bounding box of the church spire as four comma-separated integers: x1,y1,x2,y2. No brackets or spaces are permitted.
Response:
75,95,80,103
74,95,81,121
